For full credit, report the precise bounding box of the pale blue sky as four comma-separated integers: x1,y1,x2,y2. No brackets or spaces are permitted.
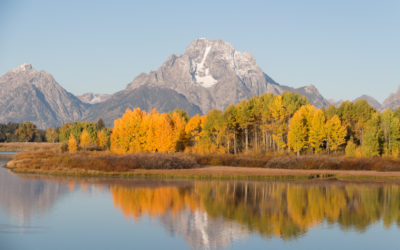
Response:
0,0,399,102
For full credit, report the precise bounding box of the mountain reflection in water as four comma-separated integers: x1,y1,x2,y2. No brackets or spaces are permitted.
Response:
1,161,400,249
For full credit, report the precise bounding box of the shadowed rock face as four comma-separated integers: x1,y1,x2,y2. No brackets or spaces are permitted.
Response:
127,38,329,113
0,64,87,128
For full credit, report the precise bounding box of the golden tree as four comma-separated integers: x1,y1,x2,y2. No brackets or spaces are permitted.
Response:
287,105,315,155
309,109,326,153
80,129,91,150
68,134,78,152
325,115,346,153
185,114,204,147
97,129,108,148
111,108,146,154
288,109,308,156
171,111,187,151
269,95,289,151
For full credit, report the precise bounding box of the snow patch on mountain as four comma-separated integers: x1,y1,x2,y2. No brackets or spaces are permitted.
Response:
194,46,218,88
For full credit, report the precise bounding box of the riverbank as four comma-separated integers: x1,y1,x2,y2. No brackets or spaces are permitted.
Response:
6,150,400,180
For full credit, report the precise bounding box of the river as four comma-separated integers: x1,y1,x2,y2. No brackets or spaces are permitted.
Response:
1,157,400,250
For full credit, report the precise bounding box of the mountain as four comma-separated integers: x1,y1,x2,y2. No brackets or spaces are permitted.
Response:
126,38,329,113
84,85,202,126
382,86,400,110
5,39,387,129
354,95,382,110
0,64,87,128
78,93,111,104
328,99,344,107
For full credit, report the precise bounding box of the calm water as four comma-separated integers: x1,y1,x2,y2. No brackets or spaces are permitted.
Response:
1,159,400,250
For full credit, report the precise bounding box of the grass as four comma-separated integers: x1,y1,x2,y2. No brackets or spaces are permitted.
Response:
6,150,400,180
192,153,400,172
0,142,59,152
7,150,199,173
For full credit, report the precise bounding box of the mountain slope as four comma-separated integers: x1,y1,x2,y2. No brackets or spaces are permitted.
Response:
354,95,382,110
78,93,111,104
382,86,400,110
0,64,87,128
84,85,202,126
127,38,329,113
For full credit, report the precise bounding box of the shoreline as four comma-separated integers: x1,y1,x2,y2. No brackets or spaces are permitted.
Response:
6,164,400,181
6,149,400,181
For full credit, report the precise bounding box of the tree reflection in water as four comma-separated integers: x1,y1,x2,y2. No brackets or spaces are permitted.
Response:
111,181,400,241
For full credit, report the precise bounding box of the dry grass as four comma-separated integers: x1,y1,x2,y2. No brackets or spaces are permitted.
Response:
7,151,199,173
192,154,400,172
0,142,59,152
6,151,400,179
264,155,400,171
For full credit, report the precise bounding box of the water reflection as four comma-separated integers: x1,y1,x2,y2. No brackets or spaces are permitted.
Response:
1,161,400,249
109,181,400,242
0,161,68,224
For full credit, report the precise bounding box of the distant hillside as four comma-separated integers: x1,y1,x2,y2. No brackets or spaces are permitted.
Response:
0,64,87,128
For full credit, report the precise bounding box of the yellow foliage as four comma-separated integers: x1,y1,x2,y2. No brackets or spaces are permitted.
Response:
68,134,78,152
110,108,187,153
80,129,91,149
96,129,108,148
326,115,346,152
309,109,326,153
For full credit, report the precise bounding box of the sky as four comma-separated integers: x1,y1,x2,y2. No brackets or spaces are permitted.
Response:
0,0,399,102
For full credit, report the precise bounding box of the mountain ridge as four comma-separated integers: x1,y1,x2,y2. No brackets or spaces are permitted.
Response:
1,39,399,128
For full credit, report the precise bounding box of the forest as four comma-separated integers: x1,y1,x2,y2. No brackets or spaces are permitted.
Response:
110,92,400,157
4,91,400,158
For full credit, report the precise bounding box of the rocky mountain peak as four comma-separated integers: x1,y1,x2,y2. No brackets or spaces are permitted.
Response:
184,38,258,88
382,85,400,110
354,95,382,110
9,63,34,74
126,38,329,113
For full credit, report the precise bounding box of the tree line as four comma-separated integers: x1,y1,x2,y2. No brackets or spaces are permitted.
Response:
5,91,400,157
110,92,400,157
0,119,111,151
